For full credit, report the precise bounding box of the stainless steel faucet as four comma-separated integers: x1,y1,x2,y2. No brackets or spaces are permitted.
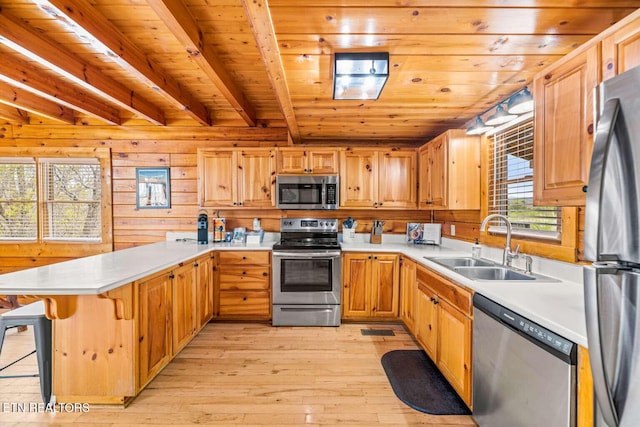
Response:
479,214,520,266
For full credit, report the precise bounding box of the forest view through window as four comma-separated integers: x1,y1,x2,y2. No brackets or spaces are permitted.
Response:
0,157,102,242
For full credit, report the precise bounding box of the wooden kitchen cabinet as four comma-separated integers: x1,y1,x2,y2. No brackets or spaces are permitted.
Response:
172,262,197,355
399,256,417,333
437,297,472,402
51,252,219,404
533,45,599,206
415,281,438,358
137,269,172,389
415,265,473,406
418,129,480,210
276,148,339,174
216,250,271,320
342,252,399,319
378,151,417,208
602,18,640,81
340,149,416,209
195,252,215,330
198,148,276,208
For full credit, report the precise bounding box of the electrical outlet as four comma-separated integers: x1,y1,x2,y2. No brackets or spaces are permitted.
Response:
451,224,456,236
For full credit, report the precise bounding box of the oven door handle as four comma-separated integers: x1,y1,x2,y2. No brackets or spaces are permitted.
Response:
278,307,335,313
272,250,341,258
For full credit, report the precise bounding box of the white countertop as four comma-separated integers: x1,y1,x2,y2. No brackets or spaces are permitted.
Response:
341,237,588,348
0,240,274,296
0,234,587,347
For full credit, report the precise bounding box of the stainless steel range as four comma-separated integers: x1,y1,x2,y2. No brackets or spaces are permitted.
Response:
272,218,341,326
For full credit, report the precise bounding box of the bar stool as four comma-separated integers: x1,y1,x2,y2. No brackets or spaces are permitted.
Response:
0,301,52,404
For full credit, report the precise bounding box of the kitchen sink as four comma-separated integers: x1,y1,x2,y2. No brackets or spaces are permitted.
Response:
425,256,559,282
427,257,496,268
453,266,535,281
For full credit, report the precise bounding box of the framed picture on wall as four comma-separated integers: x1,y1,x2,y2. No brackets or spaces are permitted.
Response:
136,167,171,209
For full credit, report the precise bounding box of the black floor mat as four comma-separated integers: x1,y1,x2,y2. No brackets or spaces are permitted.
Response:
381,349,471,415
361,329,395,336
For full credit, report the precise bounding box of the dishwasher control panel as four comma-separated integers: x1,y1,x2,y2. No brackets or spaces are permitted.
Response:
473,293,576,358
498,307,574,356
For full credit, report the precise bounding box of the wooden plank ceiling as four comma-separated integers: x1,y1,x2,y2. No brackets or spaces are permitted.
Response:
0,0,638,145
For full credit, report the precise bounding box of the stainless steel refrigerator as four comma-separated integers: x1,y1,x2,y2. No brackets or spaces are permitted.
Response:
584,65,640,427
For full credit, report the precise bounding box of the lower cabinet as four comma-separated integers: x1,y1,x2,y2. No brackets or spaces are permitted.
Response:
415,265,473,407
342,252,399,320
172,262,198,355
138,269,173,389
399,256,417,333
52,254,216,403
216,251,271,320
195,252,215,330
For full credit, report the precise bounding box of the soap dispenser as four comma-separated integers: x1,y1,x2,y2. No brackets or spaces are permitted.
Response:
472,238,482,258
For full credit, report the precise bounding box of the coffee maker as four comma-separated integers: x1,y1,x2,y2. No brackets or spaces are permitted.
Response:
197,211,208,244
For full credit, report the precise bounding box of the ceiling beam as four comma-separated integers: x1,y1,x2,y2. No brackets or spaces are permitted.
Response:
0,104,28,124
0,54,121,124
45,0,211,126
241,0,300,143
0,8,166,125
147,0,257,127
0,80,76,124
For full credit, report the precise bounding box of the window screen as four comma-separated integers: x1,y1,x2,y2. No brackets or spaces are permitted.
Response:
0,158,37,240
41,159,101,241
487,119,562,240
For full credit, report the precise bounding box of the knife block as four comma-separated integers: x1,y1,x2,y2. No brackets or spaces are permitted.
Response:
370,230,382,244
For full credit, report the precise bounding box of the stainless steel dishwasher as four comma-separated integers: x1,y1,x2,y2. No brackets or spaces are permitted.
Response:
472,294,577,427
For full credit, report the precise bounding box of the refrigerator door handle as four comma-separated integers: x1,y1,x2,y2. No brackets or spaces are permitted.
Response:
584,267,619,426
584,98,621,261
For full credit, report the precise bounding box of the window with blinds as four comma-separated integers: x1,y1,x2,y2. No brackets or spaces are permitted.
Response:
0,157,102,242
0,158,37,240
42,159,101,241
487,118,562,241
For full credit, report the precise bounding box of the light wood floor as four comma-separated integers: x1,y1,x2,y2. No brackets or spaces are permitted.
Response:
0,322,477,426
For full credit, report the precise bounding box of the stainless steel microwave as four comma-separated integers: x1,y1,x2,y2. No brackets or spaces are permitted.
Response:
276,175,339,210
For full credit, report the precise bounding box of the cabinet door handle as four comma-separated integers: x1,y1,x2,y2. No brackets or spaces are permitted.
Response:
243,296,247,301
233,202,237,206
242,271,247,275
238,201,243,206
194,262,199,267
368,256,372,259
242,256,247,260
379,202,383,206
169,274,175,279
373,202,378,206
374,256,378,260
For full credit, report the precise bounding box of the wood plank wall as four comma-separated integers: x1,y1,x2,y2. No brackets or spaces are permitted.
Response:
0,123,484,273
0,123,587,272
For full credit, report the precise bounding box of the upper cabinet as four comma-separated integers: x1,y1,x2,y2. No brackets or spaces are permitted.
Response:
533,13,640,207
340,149,416,209
276,148,339,174
418,130,480,210
602,19,640,81
198,148,276,208
533,46,599,206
